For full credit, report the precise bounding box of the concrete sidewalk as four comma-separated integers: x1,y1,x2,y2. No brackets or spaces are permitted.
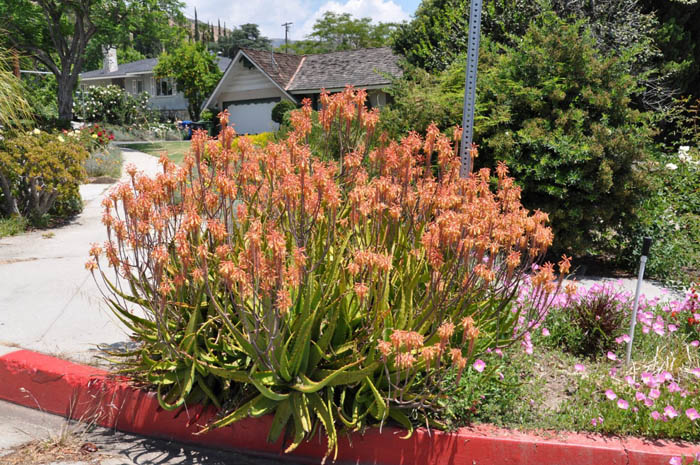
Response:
0,149,160,365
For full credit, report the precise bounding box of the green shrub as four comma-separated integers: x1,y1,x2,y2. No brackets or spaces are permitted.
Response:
475,13,658,255
0,129,88,221
84,145,123,179
90,88,566,458
271,100,297,124
613,98,700,286
386,13,657,255
618,147,700,286
74,85,153,125
0,215,28,238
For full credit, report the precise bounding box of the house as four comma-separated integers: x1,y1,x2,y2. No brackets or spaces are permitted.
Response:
203,47,402,134
78,48,231,120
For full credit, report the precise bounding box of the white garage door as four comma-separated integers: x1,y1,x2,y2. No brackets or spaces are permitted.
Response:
226,98,280,135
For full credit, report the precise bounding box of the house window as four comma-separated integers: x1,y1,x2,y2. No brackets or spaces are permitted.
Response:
156,78,174,96
132,79,144,94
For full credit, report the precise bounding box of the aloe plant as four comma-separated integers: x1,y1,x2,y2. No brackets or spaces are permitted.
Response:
90,88,566,458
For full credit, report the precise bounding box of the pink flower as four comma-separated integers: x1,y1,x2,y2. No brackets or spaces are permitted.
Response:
686,408,700,421
541,328,550,336
691,340,699,347
635,391,647,402
617,399,629,410
664,405,678,419
625,375,636,386
668,324,678,333
473,359,486,373
691,368,700,378
609,367,618,376
574,363,586,372
644,398,655,407
605,389,617,400
662,371,673,382
669,456,682,465
667,382,681,393
607,351,617,361
649,388,661,399
641,372,653,385
615,334,631,344
651,411,662,421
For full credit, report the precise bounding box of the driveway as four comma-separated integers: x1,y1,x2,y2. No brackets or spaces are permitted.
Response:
0,149,160,363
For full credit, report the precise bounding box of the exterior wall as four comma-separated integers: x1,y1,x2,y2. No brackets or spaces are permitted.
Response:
81,72,189,119
210,59,291,111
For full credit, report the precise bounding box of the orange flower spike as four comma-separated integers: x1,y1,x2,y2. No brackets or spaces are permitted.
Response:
421,346,440,372
495,161,509,179
214,244,232,260
89,242,103,258
451,349,468,383
437,321,455,345
461,316,475,344
150,245,169,266
354,282,369,301
276,288,292,316
158,277,171,297
84,259,98,271
378,340,393,360
452,125,463,143
390,330,404,351
395,353,416,371
191,267,205,285
450,348,463,366
558,254,572,276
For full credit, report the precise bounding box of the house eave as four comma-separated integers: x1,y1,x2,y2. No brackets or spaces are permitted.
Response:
288,83,390,94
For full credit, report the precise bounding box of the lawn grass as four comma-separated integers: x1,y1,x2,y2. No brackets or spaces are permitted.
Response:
121,141,191,165
0,216,28,238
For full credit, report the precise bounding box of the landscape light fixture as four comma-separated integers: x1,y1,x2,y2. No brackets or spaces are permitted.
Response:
625,236,653,364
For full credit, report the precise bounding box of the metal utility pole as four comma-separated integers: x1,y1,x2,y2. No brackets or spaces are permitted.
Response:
282,22,293,53
459,0,484,178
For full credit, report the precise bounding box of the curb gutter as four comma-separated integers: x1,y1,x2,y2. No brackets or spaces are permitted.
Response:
0,349,697,465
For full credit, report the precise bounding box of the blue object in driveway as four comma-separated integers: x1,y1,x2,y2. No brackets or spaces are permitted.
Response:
179,120,193,140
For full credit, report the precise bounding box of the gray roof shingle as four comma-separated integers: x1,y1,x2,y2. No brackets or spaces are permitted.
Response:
237,47,401,92
287,47,402,92
80,56,231,80
240,49,304,90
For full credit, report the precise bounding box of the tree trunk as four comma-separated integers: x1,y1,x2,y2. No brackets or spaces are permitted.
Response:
0,171,20,216
57,75,76,123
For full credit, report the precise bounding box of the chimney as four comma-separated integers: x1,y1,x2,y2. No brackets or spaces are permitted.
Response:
103,47,118,73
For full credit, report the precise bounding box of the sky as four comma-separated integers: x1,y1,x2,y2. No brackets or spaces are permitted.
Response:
184,0,421,40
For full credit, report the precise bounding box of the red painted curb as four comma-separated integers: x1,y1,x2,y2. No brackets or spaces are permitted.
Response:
0,349,698,465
